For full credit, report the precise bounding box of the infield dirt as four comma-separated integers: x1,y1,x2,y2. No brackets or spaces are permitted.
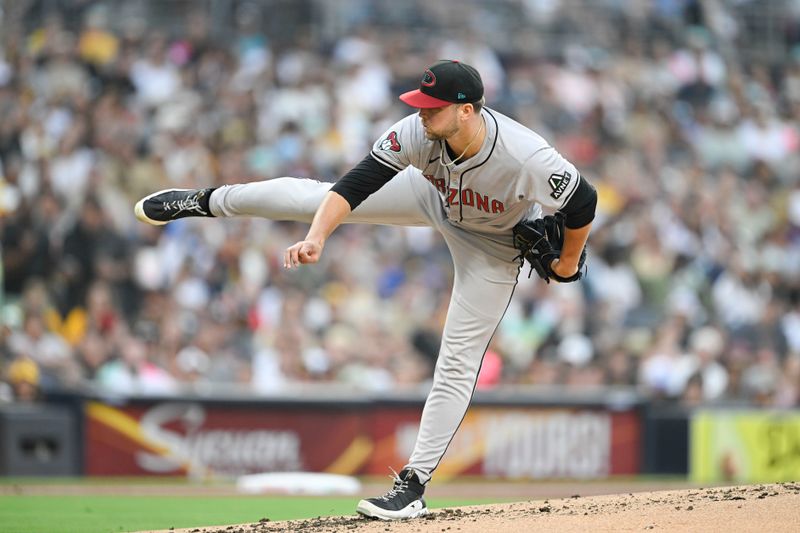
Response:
138,482,800,533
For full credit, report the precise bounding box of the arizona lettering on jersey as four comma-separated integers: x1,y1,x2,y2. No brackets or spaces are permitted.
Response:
423,174,505,214
370,109,580,234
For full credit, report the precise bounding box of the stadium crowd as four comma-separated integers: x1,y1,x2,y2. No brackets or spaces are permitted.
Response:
1,0,799,408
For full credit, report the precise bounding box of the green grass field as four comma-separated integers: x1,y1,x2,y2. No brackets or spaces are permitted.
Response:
0,494,505,533
0,475,694,532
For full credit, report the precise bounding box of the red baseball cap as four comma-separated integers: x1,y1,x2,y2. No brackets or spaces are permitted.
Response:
399,60,484,109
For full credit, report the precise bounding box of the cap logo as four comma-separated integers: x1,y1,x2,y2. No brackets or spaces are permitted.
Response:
458,92,466,100
421,69,436,87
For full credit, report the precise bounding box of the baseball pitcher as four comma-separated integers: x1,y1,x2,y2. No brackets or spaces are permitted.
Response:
135,60,596,521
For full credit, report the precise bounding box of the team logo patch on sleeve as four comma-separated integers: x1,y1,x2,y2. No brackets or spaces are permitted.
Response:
379,131,402,152
548,171,572,200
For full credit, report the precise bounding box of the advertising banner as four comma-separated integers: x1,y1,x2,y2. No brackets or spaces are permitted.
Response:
85,401,368,477
365,408,640,481
691,410,800,483
85,400,640,478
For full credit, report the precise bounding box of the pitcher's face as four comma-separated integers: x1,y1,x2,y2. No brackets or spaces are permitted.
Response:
418,105,460,141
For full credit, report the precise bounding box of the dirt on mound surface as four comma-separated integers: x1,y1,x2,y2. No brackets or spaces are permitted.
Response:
139,482,800,533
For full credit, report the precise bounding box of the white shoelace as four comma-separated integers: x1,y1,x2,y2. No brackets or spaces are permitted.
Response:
379,467,410,501
163,193,207,217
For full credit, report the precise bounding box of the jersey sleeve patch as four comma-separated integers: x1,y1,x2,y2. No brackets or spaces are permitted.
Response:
379,131,402,152
548,170,572,200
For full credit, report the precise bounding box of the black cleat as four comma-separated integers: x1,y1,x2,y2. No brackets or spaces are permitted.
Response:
134,188,215,226
356,468,429,521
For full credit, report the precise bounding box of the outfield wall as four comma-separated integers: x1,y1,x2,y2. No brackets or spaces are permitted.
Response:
82,389,643,480
5,390,799,482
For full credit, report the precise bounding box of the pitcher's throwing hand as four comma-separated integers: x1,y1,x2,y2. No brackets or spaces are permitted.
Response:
284,240,322,269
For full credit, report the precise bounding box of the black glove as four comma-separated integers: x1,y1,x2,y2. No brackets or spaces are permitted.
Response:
512,212,586,283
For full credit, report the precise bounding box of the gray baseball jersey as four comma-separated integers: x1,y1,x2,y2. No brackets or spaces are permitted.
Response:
371,108,581,235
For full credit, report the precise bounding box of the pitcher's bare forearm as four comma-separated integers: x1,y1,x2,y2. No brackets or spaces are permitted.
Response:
560,223,591,269
551,222,591,278
305,191,352,245
284,191,353,268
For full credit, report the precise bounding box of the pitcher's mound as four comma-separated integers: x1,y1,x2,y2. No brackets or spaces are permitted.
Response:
139,482,800,533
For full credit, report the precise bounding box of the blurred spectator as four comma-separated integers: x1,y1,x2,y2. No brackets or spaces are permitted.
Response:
6,357,41,402
681,372,704,407
77,5,120,67
603,347,637,387
129,33,182,108
639,320,690,399
740,346,782,406
683,326,729,402
7,313,78,389
95,333,177,395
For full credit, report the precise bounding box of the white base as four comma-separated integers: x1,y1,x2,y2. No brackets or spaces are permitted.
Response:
236,472,362,495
